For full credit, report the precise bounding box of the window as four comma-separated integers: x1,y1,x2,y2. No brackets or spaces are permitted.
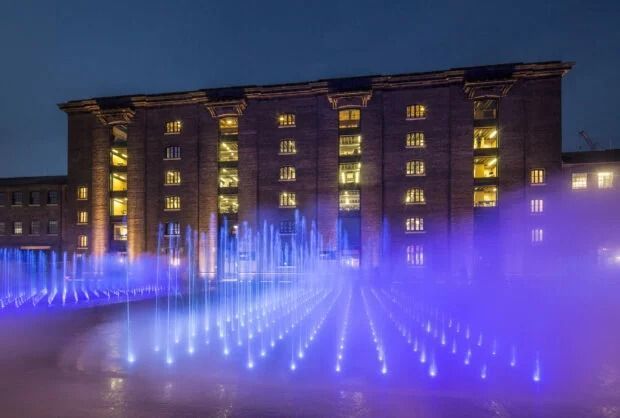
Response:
29,191,41,206
219,117,238,135
77,210,88,225
114,223,128,241
165,146,181,160
530,199,544,213
164,170,181,185
406,132,425,148
0,192,5,206
598,172,614,189
47,190,59,205
110,197,127,216
78,235,88,249
339,135,361,156
278,113,295,127
279,139,296,155
279,166,296,181
48,220,59,235
406,104,426,119
339,190,360,211
279,220,296,235
0,222,4,235
164,196,181,211
164,222,180,237
531,228,544,243
473,127,498,149
165,120,182,134
30,220,40,235
218,194,238,214
13,221,23,235
110,173,128,191
339,109,361,129
219,167,239,188
12,191,23,206
473,186,497,207
339,162,361,184
571,173,587,190
406,245,424,266
279,192,296,208
406,160,425,176
110,147,128,166
474,99,498,120
530,169,545,185
473,156,498,178
405,188,425,205
219,141,239,162
406,217,424,233
77,186,88,200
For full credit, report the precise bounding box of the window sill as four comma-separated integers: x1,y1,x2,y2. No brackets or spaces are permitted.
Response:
279,206,297,209
278,125,296,129
164,183,181,186
163,158,181,161
406,231,426,234
47,233,59,236
11,205,23,207
406,117,426,121
164,209,181,212
29,204,41,207
406,174,426,177
405,202,426,206
164,132,181,136
530,183,546,186
278,152,297,156
279,179,296,182
76,223,88,226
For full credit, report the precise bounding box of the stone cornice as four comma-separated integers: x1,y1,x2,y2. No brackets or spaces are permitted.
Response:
463,80,516,99
204,99,247,118
94,108,135,126
327,91,372,109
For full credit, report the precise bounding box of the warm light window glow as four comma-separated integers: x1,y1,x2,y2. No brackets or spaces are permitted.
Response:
406,244,424,266
473,99,498,120
219,117,239,135
406,160,425,176
219,167,239,188
279,139,296,154
598,172,614,189
339,135,361,156
474,127,498,149
473,186,497,207
473,156,498,178
114,223,128,241
77,210,88,225
279,192,296,208
530,169,545,185
164,196,181,211
110,147,128,166
110,197,127,216
339,162,361,184
338,109,361,129
279,166,296,181
78,235,88,249
339,190,360,211
406,132,425,148
165,146,181,160
218,194,238,214
572,172,587,189
218,141,238,162
278,113,296,127
77,186,88,200
165,120,182,134
406,217,424,232
406,104,426,119
13,221,22,235
405,188,425,204
165,170,181,185
532,228,544,243
110,172,128,191
530,199,544,213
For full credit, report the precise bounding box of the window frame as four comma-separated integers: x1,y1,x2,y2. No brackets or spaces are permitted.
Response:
406,104,427,120
165,120,182,135
405,188,426,205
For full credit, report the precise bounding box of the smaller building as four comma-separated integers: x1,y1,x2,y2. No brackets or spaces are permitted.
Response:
0,176,66,252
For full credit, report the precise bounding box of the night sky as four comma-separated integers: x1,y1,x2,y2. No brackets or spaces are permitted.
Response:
0,0,618,177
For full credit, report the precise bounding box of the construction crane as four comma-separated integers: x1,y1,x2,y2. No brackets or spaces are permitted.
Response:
578,130,600,151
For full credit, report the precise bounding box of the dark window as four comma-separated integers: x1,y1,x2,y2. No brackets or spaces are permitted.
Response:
12,192,23,206
165,146,181,160
0,222,5,235
474,99,498,120
0,192,5,206
30,220,40,235
165,222,180,236
47,190,59,205
48,220,59,235
279,220,296,234
29,191,41,206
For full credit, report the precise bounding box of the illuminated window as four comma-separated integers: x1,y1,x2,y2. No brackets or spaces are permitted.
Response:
77,210,88,225
531,228,544,243
278,113,296,127
219,167,239,188
110,197,127,216
47,191,59,205
13,221,22,235
339,162,361,184
164,196,181,211
110,147,128,166
164,170,181,185
572,172,587,189
406,104,426,119
473,186,497,207
12,191,23,206
165,120,182,134
406,132,425,148
406,160,425,176
219,117,239,135
405,188,425,205
114,223,128,241
78,235,88,249
473,127,498,149
473,156,498,178
218,194,238,214
29,191,40,206
279,166,296,181
339,135,361,156
473,99,498,120
406,217,424,233
279,192,296,208
30,220,40,235
598,172,614,189
110,173,128,191
530,199,544,213
406,244,424,266
279,139,296,154
219,141,238,162
164,222,180,236
338,109,361,129
48,220,58,235
530,169,545,185
77,186,88,200
165,146,181,160
339,190,360,211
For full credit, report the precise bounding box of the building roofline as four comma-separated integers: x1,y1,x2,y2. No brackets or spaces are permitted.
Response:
0,175,68,187
562,149,620,165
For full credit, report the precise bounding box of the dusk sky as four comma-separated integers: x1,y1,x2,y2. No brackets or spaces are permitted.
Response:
0,0,618,177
